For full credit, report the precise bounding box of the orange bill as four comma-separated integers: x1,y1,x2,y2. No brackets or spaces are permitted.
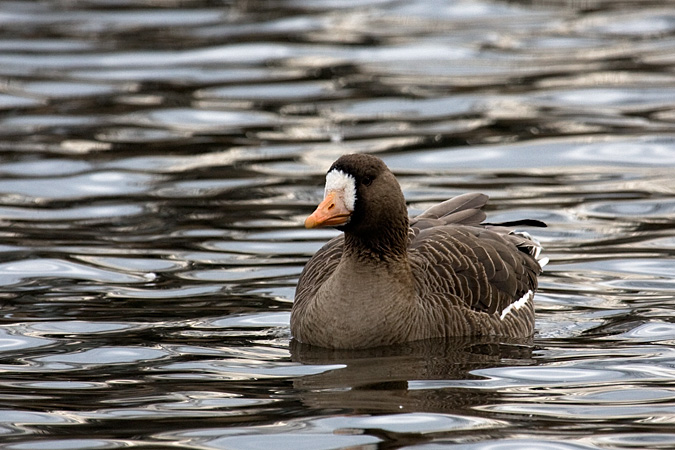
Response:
304,190,352,228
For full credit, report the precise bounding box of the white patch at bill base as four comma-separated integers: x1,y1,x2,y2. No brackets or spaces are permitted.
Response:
499,289,532,320
324,169,356,211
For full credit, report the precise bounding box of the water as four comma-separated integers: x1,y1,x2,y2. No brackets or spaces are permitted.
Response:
0,0,674,448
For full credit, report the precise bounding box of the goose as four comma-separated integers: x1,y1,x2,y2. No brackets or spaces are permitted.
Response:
291,154,547,349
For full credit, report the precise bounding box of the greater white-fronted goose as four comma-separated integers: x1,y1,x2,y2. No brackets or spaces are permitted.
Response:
291,154,547,349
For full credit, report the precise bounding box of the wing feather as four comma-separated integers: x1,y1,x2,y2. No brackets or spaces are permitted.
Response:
409,198,542,318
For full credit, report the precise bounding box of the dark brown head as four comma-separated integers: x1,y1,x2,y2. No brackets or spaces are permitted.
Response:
305,154,409,257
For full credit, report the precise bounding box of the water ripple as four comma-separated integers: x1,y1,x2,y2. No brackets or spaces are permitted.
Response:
36,346,170,368
0,258,152,287
0,171,155,202
0,328,54,353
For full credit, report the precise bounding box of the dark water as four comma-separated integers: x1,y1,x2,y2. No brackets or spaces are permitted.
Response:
1,0,674,449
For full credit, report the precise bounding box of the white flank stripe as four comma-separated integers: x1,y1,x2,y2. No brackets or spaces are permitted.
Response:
500,290,532,320
325,169,356,211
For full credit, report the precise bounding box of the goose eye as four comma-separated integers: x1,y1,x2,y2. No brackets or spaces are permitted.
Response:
362,176,373,186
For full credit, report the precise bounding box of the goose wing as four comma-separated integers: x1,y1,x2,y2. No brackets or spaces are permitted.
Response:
410,193,488,236
409,193,542,317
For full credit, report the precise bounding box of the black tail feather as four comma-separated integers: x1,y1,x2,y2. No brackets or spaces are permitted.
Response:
483,219,547,228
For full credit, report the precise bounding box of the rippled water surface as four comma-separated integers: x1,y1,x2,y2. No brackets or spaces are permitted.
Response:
1,0,675,449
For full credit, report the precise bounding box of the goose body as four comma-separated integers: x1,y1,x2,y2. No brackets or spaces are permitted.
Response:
291,154,546,349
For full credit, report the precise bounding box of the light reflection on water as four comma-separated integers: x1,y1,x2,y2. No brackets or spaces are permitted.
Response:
0,0,674,449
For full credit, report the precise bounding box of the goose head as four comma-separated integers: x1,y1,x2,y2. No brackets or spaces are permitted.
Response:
305,154,408,241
